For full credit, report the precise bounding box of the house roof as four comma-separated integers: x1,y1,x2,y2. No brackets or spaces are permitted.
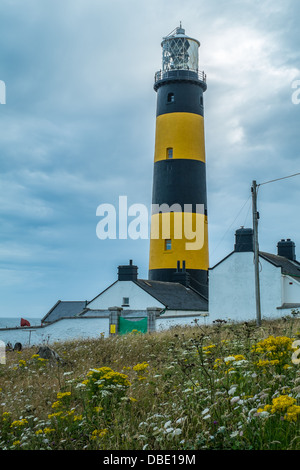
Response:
41,300,87,323
134,279,208,311
259,252,300,280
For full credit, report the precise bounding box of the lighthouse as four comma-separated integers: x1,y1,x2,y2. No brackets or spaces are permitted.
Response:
148,25,209,298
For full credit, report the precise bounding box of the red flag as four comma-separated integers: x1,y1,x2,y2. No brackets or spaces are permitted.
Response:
20,318,30,327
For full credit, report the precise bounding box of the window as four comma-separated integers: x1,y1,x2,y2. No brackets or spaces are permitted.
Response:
167,92,175,103
167,147,173,159
122,297,130,306
165,239,172,251
200,96,204,106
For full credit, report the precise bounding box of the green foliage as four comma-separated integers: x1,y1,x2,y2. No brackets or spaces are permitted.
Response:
0,317,300,450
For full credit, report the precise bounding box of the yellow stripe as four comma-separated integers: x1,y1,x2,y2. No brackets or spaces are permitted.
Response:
149,212,209,270
154,113,206,163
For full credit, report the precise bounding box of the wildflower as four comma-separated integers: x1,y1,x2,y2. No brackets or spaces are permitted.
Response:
2,411,11,421
173,428,182,436
48,411,63,419
10,419,28,428
234,355,246,361
224,356,236,363
257,395,300,422
90,429,108,440
73,415,83,422
51,401,61,409
230,396,241,405
94,406,103,413
43,427,55,434
133,362,149,372
56,392,71,400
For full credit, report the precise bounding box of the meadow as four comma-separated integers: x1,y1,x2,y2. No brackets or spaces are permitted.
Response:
0,316,300,450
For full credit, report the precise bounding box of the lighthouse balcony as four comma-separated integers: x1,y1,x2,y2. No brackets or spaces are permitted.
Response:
154,69,207,91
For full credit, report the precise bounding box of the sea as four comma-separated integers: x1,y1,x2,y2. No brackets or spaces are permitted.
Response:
0,317,42,329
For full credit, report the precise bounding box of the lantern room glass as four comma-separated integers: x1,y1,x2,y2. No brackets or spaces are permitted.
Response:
162,34,199,73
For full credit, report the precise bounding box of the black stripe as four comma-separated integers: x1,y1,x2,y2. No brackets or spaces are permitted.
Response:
152,159,207,214
156,81,204,117
149,268,208,298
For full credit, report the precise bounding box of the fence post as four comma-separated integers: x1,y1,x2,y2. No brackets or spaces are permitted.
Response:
109,307,123,336
147,307,162,334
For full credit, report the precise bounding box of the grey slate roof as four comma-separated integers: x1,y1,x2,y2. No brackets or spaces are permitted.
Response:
134,279,208,311
41,300,87,323
259,252,300,281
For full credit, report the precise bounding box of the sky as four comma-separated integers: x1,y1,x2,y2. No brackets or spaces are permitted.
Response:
0,0,300,318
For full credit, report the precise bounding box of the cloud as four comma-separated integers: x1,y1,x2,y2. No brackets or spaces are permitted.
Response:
0,0,300,316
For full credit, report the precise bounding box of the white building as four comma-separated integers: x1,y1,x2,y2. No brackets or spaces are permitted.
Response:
209,228,300,323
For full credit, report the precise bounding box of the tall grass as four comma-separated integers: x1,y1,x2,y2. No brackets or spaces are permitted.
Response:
0,317,300,450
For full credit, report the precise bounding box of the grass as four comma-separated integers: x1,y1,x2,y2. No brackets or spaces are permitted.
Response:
0,316,300,450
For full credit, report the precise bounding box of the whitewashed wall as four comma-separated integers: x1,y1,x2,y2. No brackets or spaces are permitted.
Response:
87,281,164,311
209,252,283,322
0,317,109,347
156,314,207,332
282,275,300,305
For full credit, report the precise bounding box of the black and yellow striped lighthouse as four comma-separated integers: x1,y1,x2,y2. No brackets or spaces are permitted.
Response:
149,25,209,298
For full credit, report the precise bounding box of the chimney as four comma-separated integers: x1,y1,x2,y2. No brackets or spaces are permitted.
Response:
172,260,191,287
118,260,138,281
234,227,254,252
277,239,296,261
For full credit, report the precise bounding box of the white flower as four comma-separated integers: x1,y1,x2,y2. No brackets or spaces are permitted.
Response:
228,387,237,396
258,411,269,418
176,417,185,424
230,396,241,405
203,414,211,420
164,420,172,428
201,408,210,415
172,428,182,436
224,356,236,363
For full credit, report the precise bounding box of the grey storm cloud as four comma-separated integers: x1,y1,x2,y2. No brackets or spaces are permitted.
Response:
0,0,300,317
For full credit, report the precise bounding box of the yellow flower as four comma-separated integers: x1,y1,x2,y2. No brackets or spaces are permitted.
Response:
43,427,55,434
73,414,83,422
10,419,28,428
48,411,63,419
259,395,300,422
51,401,61,409
91,428,108,440
57,391,71,399
234,355,246,361
133,362,149,372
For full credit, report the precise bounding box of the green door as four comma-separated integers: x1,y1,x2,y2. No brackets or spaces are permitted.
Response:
119,317,148,335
